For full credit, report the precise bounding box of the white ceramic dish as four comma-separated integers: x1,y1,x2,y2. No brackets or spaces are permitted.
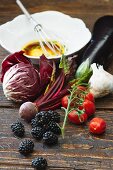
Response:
0,11,91,60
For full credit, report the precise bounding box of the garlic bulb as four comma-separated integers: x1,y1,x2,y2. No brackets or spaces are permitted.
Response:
89,63,113,98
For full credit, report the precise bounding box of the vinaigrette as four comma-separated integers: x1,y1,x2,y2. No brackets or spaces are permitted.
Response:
22,40,65,57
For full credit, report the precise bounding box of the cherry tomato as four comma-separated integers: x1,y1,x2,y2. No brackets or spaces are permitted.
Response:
68,110,88,125
83,99,95,117
85,92,95,103
89,117,106,135
61,95,69,108
61,95,75,108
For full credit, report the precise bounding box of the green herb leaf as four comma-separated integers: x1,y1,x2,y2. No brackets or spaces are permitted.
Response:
59,55,70,75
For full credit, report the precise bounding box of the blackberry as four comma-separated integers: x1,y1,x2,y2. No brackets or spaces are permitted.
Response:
48,110,60,123
31,118,42,128
43,131,58,145
18,139,34,155
47,121,61,135
32,157,47,170
11,121,25,137
31,127,45,140
35,111,52,125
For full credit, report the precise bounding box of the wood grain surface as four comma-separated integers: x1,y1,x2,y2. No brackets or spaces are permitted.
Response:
1,0,113,169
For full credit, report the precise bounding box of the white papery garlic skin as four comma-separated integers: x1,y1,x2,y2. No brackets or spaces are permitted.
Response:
89,63,113,98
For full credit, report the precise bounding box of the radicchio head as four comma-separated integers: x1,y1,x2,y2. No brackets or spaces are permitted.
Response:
2,62,40,102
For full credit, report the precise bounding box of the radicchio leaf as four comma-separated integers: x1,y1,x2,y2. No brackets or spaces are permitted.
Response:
39,55,55,89
1,51,31,82
44,61,56,94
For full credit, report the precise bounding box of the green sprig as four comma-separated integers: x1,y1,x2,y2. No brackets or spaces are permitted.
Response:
61,87,77,138
59,55,70,75
60,58,93,138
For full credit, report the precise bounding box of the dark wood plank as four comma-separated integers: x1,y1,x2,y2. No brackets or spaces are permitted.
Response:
0,0,113,30
1,108,113,169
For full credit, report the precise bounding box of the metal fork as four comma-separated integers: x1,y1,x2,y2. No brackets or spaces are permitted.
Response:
16,0,62,57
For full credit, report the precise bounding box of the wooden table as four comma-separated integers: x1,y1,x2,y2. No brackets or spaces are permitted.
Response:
1,0,113,169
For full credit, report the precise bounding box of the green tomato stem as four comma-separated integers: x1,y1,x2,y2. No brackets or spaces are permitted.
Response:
61,89,76,138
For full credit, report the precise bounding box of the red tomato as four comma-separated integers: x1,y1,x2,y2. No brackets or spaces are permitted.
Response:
83,99,95,117
68,110,88,125
61,95,75,108
89,117,106,135
61,95,69,108
85,92,95,103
